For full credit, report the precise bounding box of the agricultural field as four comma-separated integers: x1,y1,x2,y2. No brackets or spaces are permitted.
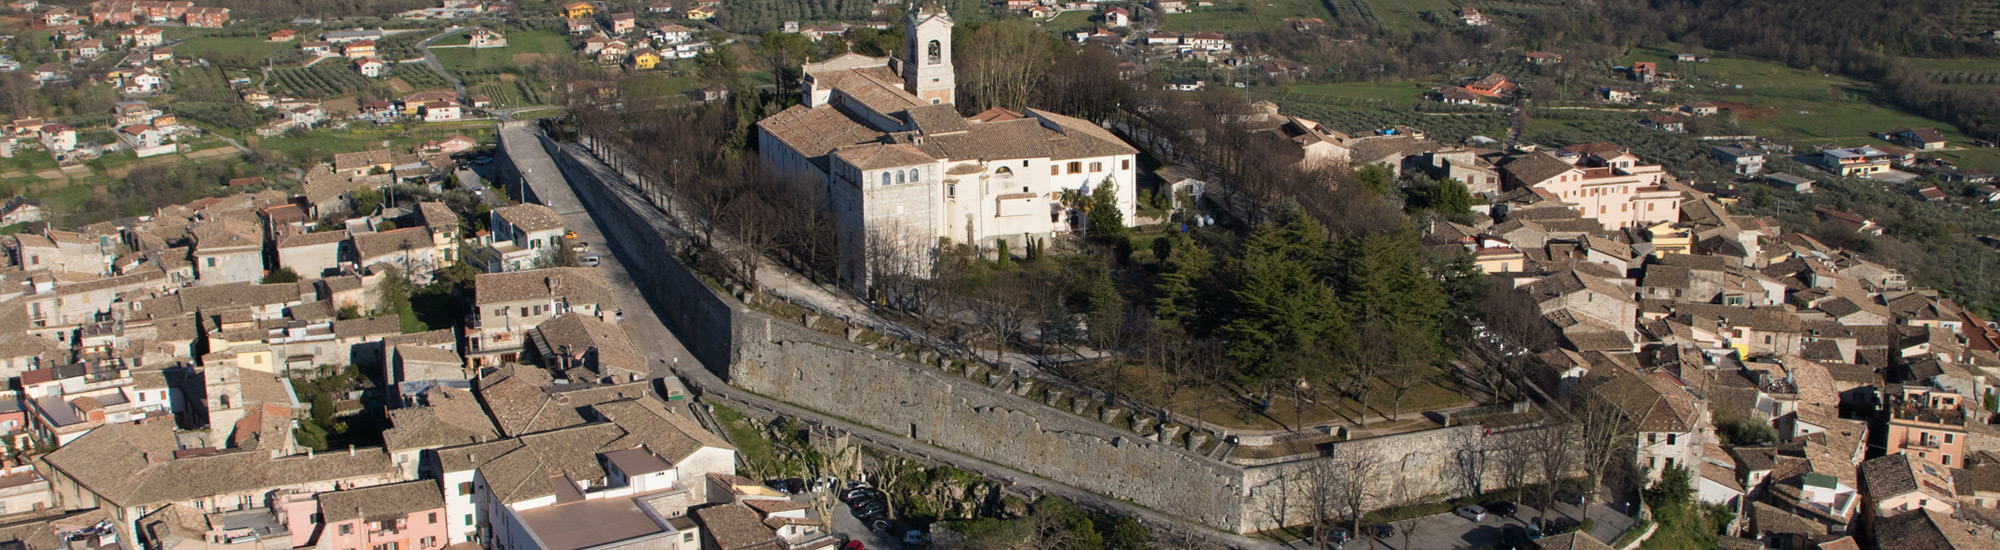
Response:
1160,0,1329,33
269,64,379,99
1611,45,1975,149
173,35,289,64
1897,56,2000,90
1040,10,1098,33
394,63,456,91
619,74,697,101
430,29,570,77
1356,0,1457,33
1278,80,1437,108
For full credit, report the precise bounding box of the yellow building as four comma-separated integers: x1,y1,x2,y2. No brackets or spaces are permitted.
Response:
564,1,594,19
686,6,715,19
631,49,660,69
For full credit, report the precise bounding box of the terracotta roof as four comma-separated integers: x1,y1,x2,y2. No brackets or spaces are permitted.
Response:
383,386,499,452
354,227,433,260
1875,508,2000,550
318,480,444,522
493,203,565,233
40,422,394,508
475,267,612,306
693,504,780,550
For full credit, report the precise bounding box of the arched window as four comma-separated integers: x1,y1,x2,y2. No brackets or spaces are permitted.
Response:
908,169,919,182
994,166,1013,177
880,172,891,186
927,40,941,65
896,171,906,184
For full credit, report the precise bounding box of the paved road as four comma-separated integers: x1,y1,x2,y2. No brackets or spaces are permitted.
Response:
1359,500,1633,550
417,27,468,99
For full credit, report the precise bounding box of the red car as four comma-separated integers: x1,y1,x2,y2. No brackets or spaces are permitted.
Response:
842,542,864,550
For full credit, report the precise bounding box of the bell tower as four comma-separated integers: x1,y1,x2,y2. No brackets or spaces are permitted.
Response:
903,0,955,105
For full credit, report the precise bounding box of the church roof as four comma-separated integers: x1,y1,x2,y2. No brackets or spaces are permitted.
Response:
757,104,882,159
835,143,935,170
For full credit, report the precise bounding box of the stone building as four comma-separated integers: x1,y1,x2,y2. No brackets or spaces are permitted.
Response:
755,1,1138,288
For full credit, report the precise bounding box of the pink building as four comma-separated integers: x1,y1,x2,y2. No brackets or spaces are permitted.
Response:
292,481,448,550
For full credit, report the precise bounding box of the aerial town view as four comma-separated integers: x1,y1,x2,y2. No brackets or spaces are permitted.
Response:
0,0,1992,548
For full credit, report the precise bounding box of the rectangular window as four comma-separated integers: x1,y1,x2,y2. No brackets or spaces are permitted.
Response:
421,538,436,548
947,183,956,198
1647,433,1656,444
1122,159,1131,170
1089,162,1102,172
340,525,352,535
1666,434,1677,445
465,515,474,526
1946,456,1954,466
205,258,215,267
1051,166,1059,176
429,512,439,524
1067,162,1081,174
1947,434,1956,444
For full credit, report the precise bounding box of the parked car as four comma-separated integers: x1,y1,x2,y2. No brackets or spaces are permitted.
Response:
1455,505,1487,522
1499,527,1524,549
842,488,878,503
903,531,925,545
785,478,806,494
869,519,893,532
473,156,495,165
1483,501,1518,518
855,501,889,518
581,254,601,267
1368,524,1395,538
1322,526,1350,547
841,542,864,550
1525,522,1544,540
1542,517,1580,534
572,241,590,251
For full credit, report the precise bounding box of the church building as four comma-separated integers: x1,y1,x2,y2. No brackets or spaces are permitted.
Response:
755,1,1139,288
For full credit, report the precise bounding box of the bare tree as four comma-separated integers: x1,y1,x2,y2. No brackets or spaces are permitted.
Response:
1526,421,1580,520
1379,325,1433,421
1445,427,1487,499
1572,392,1640,507
1327,448,1385,543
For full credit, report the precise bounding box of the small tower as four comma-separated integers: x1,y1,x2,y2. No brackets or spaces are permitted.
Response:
903,0,955,105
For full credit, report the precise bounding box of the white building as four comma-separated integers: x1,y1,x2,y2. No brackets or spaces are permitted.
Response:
755,2,1138,288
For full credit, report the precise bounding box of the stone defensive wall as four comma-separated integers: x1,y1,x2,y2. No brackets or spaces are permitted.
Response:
539,132,1535,534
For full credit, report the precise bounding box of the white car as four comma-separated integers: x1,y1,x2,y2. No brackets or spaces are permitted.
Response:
581,255,601,267
1455,505,1487,522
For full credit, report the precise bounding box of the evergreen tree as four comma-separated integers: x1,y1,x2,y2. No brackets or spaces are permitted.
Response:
1153,231,1212,326
1086,178,1127,242
1082,268,1124,349
1222,210,1346,386
995,238,1012,268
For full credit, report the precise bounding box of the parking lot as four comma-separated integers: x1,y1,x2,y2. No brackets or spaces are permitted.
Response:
1307,498,1634,550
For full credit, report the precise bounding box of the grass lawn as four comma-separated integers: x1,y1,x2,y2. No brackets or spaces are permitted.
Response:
1041,10,1099,33
1613,44,1975,150
1282,80,1434,108
620,73,697,100
711,404,787,478
1162,0,1331,33
431,30,572,76
429,33,472,47
1360,0,1455,33
259,130,430,164
175,35,288,63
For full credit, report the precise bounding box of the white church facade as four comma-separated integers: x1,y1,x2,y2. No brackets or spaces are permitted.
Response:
754,1,1139,288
